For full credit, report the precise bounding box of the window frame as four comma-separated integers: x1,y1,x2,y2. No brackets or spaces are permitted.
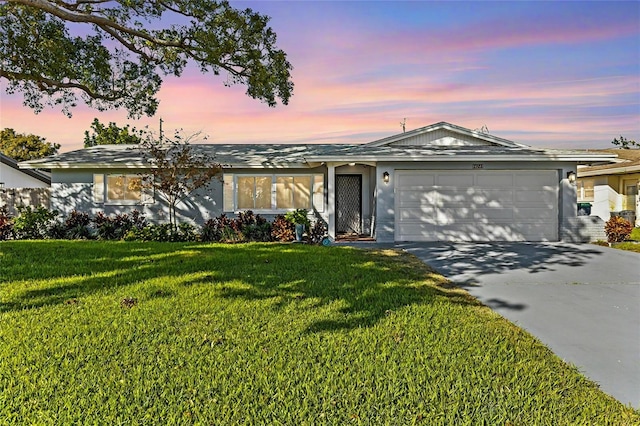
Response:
225,173,325,213
93,173,153,205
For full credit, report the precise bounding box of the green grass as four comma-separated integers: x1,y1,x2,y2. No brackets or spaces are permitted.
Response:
612,241,640,253
1,241,637,425
630,226,640,242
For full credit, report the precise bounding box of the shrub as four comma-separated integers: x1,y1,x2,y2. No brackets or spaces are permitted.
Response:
271,215,295,242
177,223,199,242
202,211,270,243
201,214,237,242
94,211,147,240
0,211,14,241
604,215,633,243
284,208,310,227
237,210,271,242
308,219,328,244
12,206,59,239
124,223,197,242
63,210,93,239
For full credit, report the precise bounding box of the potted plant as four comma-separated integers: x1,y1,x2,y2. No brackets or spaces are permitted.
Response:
285,209,310,242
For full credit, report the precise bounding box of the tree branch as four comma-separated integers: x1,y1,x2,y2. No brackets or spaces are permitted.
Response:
0,69,121,101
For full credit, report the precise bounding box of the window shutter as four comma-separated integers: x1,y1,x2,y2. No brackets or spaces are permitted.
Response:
223,174,234,212
141,175,154,204
93,174,104,203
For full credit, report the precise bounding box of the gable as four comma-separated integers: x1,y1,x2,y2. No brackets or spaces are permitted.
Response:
366,122,526,148
389,128,495,147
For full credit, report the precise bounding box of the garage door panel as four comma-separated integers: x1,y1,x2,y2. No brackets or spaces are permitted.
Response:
515,190,556,205
472,189,514,205
399,207,437,220
516,173,557,187
476,173,513,187
397,173,435,187
514,223,557,241
473,207,515,220
436,174,474,187
396,190,438,205
438,207,474,221
515,207,556,220
395,170,558,242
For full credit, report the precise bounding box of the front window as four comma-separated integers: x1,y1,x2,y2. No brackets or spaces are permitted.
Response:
276,176,311,209
577,178,594,202
237,176,272,210
107,174,142,202
226,174,324,212
94,173,149,204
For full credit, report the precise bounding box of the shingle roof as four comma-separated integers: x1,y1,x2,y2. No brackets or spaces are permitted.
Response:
19,142,617,169
20,122,620,169
577,149,640,176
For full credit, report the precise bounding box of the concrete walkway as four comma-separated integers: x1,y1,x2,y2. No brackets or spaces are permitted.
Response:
396,242,640,408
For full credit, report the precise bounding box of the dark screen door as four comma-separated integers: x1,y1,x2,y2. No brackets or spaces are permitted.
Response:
336,175,362,234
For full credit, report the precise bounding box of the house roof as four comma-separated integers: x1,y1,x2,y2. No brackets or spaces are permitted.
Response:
1,153,51,185
577,149,640,177
19,123,617,170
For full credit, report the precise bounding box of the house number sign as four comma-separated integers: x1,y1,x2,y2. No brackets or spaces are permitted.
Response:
472,163,484,169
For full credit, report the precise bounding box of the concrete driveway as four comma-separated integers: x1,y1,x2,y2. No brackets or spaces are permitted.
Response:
397,242,640,408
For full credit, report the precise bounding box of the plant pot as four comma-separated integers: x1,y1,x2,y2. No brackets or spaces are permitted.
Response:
295,224,304,242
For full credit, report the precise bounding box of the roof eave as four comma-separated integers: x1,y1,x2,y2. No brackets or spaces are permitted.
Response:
578,165,640,177
307,154,619,163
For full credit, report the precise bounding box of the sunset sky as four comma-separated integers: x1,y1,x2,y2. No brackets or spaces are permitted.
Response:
1,1,638,152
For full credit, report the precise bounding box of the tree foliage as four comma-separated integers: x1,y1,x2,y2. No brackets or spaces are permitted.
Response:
84,118,144,147
611,135,638,149
0,1,294,117
0,128,60,161
139,132,221,228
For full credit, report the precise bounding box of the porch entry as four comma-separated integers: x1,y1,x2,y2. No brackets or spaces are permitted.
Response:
336,174,362,235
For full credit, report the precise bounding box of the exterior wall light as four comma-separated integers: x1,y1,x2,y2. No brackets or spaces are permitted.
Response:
567,171,577,184
383,171,390,183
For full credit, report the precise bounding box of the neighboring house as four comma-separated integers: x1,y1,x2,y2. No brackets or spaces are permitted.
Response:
19,122,615,242
577,149,640,226
1,153,51,215
0,152,51,188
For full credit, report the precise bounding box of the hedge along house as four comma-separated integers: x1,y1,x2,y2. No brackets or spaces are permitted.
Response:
20,122,615,243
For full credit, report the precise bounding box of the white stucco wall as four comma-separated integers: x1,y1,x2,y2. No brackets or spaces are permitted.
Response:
0,163,49,188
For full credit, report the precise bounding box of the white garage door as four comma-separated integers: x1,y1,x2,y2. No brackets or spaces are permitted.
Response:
395,170,558,242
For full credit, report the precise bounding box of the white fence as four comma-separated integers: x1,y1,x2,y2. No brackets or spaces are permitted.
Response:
0,188,51,215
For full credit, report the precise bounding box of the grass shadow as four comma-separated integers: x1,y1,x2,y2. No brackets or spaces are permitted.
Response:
1,242,477,332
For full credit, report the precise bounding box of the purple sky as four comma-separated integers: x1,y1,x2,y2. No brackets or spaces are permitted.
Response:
1,0,638,152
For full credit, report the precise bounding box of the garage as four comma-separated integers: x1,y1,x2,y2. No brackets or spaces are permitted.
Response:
395,170,559,242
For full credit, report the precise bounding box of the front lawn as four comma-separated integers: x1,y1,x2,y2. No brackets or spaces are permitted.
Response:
1,241,637,424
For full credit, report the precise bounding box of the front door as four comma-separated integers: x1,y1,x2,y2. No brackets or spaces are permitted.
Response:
336,175,362,235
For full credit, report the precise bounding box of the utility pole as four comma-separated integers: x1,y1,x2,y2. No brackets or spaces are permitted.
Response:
159,117,164,142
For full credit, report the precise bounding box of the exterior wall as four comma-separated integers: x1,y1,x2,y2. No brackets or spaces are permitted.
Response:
52,169,223,225
582,173,639,226
564,216,607,242
51,166,329,227
0,163,49,188
390,129,489,147
374,161,577,243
